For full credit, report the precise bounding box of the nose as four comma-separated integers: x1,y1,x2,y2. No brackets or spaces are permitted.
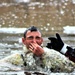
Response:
32,38,37,43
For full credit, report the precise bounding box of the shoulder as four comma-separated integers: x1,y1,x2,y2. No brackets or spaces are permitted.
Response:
0,53,23,66
43,47,53,52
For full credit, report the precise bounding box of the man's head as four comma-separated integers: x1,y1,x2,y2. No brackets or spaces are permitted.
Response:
22,26,43,49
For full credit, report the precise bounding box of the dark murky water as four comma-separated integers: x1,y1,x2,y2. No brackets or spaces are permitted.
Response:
0,0,75,75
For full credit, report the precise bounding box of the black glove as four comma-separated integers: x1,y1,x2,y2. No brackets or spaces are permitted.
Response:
66,46,75,58
46,33,64,51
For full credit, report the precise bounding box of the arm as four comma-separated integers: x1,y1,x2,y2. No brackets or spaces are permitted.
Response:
46,33,75,62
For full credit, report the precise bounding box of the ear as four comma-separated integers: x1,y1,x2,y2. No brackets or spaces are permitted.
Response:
22,37,26,44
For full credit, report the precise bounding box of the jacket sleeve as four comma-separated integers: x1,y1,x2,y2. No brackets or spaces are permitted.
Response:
65,52,75,62
61,44,75,62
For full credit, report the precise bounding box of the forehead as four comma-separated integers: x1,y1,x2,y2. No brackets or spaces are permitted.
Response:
26,30,41,37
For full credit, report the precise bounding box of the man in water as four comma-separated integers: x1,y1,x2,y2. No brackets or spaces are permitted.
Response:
0,26,75,72
21,26,75,72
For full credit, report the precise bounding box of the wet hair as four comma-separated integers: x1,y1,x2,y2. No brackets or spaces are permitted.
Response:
23,26,40,38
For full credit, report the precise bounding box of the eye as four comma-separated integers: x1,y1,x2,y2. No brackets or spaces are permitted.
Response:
27,36,33,40
36,37,41,40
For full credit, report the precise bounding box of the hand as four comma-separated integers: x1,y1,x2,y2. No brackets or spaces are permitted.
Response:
46,33,64,51
29,43,44,56
66,46,75,58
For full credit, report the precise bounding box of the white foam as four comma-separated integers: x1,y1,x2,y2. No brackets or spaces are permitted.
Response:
63,26,75,35
0,28,27,34
15,0,30,3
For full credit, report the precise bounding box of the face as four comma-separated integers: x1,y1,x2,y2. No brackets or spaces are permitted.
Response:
22,30,43,49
